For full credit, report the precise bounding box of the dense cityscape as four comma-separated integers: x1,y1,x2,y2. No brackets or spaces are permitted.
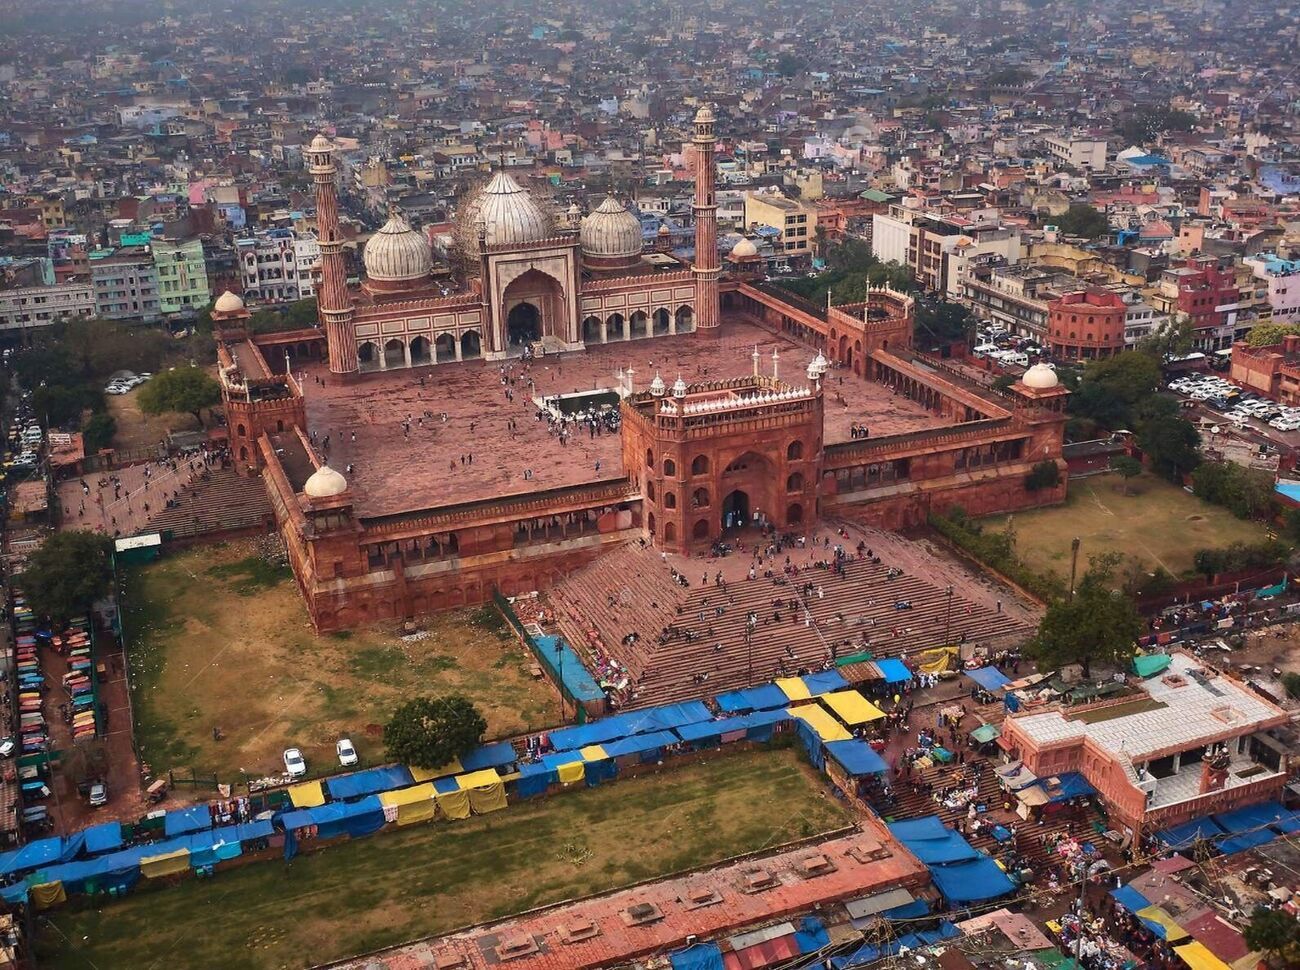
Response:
0,0,1298,968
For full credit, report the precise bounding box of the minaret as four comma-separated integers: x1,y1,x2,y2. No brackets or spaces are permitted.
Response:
305,134,358,378
691,105,720,333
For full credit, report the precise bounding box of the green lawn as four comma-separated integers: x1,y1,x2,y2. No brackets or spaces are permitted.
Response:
123,540,556,783
981,473,1268,581
36,748,847,970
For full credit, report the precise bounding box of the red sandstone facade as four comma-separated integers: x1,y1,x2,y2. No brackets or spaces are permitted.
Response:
1047,288,1127,360
1230,332,1300,404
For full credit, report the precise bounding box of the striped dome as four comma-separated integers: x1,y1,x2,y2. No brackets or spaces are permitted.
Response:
460,172,553,252
580,195,643,259
363,212,431,283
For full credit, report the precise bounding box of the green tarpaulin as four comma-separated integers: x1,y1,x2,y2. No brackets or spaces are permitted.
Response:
835,651,874,667
1133,654,1172,678
970,723,1001,744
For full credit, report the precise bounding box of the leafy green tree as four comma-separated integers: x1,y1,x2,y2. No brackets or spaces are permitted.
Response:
22,530,114,623
32,383,102,429
1026,553,1142,679
1138,314,1195,359
81,412,117,453
1055,204,1111,239
1109,455,1143,494
915,299,975,346
138,366,221,427
1025,460,1062,492
1192,462,1276,520
1246,323,1300,348
1135,396,1200,482
1243,906,1300,968
1282,673,1300,701
383,696,487,769
1068,352,1162,429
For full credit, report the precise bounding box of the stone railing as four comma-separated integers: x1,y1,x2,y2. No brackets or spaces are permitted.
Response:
824,417,1016,465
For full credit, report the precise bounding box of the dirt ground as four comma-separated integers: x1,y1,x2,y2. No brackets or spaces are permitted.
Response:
981,473,1267,581
121,540,557,785
36,748,847,970
106,389,201,451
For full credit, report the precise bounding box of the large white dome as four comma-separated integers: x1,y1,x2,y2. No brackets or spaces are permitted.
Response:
461,172,553,251
580,195,643,259
730,237,758,259
303,464,348,498
213,290,244,313
1022,362,1060,389
363,212,432,283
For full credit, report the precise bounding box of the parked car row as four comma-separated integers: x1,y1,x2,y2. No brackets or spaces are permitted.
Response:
104,372,152,395
973,326,1046,369
4,396,41,474
281,737,359,779
1166,373,1300,433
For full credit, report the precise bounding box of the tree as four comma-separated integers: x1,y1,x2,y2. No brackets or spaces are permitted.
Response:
1135,396,1200,482
81,411,117,453
1138,314,1195,359
1026,553,1142,679
1243,906,1300,968
1282,673,1300,701
383,695,486,769
1068,352,1162,430
22,530,114,623
138,366,221,427
915,299,974,346
1110,455,1143,494
1025,460,1061,492
1055,204,1111,239
1247,323,1300,348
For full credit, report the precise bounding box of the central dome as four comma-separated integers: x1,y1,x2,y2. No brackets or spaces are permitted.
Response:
1022,362,1060,389
580,195,643,259
363,211,432,284
461,172,553,251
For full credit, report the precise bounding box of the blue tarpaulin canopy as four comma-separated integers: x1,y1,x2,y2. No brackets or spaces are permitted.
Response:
801,669,850,695
886,815,949,842
461,741,517,771
881,899,930,920
0,837,64,876
600,730,678,759
1111,884,1151,914
84,822,123,855
898,830,981,864
1219,829,1275,855
715,683,789,713
548,701,712,750
965,666,1011,691
163,805,211,837
670,942,723,970
874,658,912,684
1215,802,1291,834
325,764,414,801
928,857,1017,902
1039,772,1096,802
824,740,888,776
795,916,830,953
1159,817,1227,849
675,709,790,743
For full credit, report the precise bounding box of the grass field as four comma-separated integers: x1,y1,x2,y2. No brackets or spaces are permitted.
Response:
36,748,847,970
980,473,1268,581
123,540,556,782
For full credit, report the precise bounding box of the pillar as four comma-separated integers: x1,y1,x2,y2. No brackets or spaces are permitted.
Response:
600,321,608,343
306,134,358,378
691,106,721,333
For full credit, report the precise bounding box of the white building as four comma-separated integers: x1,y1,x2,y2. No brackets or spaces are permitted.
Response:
1243,254,1300,323
0,281,95,333
1043,133,1108,171
236,229,319,304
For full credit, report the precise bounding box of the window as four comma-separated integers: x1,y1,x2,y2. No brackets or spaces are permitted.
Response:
691,454,709,475
692,487,710,508
645,448,654,469
787,440,804,461
664,492,677,509
787,472,804,492
663,457,676,477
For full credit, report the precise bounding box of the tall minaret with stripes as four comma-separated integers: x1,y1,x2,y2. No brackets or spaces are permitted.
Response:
305,134,358,377
692,105,720,333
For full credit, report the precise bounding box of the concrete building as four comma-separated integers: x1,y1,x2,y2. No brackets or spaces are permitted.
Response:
237,228,319,304
89,248,161,322
152,238,211,316
1047,289,1129,360
1149,258,1239,351
1243,254,1300,324
743,190,818,260
1043,132,1109,171
961,263,1085,339
1000,653,1292,839
872,204,1020,293
0,280,95,334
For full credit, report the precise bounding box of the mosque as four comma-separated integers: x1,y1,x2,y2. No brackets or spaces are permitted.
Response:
211,106,1070,632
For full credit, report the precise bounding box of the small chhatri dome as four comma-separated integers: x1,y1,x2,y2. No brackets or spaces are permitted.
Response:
213,290,244,313
460,172,553,251
363,211,432,283
672,374,688,398
811,352,829,375
303,464,348,498
657,223,671,237
694,105,716,124
1022,362,1060,389
308,133,333,153
650,371,666,396
580,195,643,259
730,237,758,259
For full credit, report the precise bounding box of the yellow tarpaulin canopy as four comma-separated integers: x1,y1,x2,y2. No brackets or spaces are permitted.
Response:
30,881,66,910
1137,906,1190,942
455,769,502,791
557,761,586,784
287,780,326,808
1174,942,1232,970
787,704,852,742
140,848,190,878
821,690,886,725
380,783,437,826
776,676,812,701
411,758,462,782
435,789,471,820
917,647,958,673
456,768,508,814
580,745,609,761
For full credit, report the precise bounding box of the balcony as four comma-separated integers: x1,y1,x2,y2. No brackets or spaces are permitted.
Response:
1145,751,1282,812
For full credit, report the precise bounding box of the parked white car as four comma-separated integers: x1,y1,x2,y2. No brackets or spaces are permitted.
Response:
336,738,358,767
283,747,307,778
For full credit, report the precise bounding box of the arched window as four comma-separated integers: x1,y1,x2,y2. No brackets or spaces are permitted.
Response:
646,480,656,502
787,440,804,461
647,512,656,536
787,472,804,492
236,424,246,438
663,457,676,477
664,522,677,543
276,419,284,432
664,492,677,509
692,487,710,508
692,518,710,540
786,502,804,525
691,454,709,475
646,448,654,469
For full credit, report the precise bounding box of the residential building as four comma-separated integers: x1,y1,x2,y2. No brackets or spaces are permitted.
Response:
1149,258,1239,351
152,238,211,316
1046,289,1128,360
89,248,161,322
0,280,95,333
1000,652,1292,840
237,228,318,304
872,204,1020,293
1042,133,1108,171
743,190,818,260
961,263,1084,339
1242,254,1300,324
